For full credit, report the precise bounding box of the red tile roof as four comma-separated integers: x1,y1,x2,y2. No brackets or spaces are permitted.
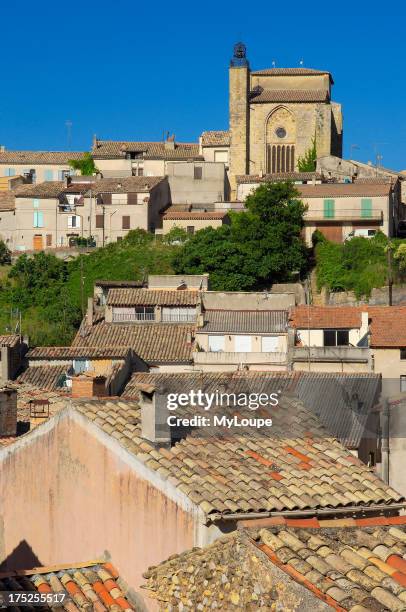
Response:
252,67,332,79
200,130,230,146
106,288,200,307
27,346,131,360
368,306,406,347
297,183,393,198
92,140,202,161
163,211,229,220
0,561,135,611
0,151,85,164
250,89,330,103
290,306,363,329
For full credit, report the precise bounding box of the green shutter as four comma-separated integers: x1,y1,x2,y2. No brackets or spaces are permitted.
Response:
361,198,372,218
323,199,335,219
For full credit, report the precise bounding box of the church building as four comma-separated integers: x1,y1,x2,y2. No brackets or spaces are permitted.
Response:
229,43,343,186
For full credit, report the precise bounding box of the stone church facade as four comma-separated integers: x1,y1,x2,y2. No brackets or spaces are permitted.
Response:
229,43,343,187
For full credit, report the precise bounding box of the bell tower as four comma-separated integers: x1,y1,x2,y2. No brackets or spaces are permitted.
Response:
229,42,250,193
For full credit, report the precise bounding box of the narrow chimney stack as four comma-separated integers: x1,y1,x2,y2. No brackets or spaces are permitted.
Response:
87,297,94,327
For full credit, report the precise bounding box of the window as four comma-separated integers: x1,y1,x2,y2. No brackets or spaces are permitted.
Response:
187,226,195,234
214,150,228,163
33,198,39,209
323,199,335,219
261,336,279,352
275,127,287,139
401,376,406,392
44,169,54,181
46,234,52,247
5,168,15,177
323,329,349,346
162,307,196,323
117,236,123,242
361,198,373,218
58,169,70,180
33,211,44,228
235,335,252,352
122,216,130,230
208,335,225,352
96,214,104,229
68,215,80,228
134,306,154,321
194,166,203,180
401,348,406,360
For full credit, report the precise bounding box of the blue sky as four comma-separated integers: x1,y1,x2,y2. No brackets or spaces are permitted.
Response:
2,0,405,169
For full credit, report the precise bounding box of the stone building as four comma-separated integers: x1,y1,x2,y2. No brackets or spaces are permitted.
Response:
228,42,343,192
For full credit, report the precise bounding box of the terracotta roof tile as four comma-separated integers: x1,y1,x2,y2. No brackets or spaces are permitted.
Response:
236,172,322,183
0,151,85,165
106,288,200,307
92,140,202,160
163,210,229,220
250,89,330,103
27,346,131,360
252,67,332,78
70,389,403,519
290,306,363,329
200,130,230,146
14,181,65,198
17,365,68,391
0,561,135,611
88,176,165,195
0,334,20,348
72,320,194,363
142,517,406,611
0,191,15,211
298,183,393,198
368,306,406,347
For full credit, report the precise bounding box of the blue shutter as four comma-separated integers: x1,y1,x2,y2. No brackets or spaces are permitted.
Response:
33,198,39,209
44,170,53,181
33,211,38,227
37,211,44,227
361,198,373,218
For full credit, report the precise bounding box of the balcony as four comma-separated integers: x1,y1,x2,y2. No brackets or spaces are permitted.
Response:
304,209,383,222
193,351,287,366
291,346,370,363
112,312,155,322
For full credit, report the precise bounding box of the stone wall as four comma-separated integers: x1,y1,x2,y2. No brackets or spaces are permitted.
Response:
326,285,406,306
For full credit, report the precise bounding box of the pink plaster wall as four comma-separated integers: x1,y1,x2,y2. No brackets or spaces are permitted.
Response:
0,412,196,605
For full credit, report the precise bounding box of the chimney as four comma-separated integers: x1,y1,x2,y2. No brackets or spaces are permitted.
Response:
0,387,17,436
87,297,94,327
165,133,176,151
0,145,5,153
71,374,107,398
1,346,9,382
92,134,98,149
140,388,171,444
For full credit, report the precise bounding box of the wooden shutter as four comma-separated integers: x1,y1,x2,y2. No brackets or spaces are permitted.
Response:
127,192,138,205
46,234,52,246
102,193,112,205
96,214,104,228
323,199,335,219
122,215,130,230
361,198,372,218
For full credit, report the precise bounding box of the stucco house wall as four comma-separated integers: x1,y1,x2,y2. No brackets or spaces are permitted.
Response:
0,408,214,605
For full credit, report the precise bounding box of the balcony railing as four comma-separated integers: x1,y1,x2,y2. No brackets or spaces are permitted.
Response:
162,314,197,323
305,209,383,222
291,346,370,363
193,351,287,365
113,312,155,322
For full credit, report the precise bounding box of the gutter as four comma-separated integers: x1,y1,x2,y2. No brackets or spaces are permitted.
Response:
208,501,406,523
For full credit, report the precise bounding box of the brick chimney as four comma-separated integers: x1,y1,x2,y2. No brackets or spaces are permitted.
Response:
0,387,17,436
87,297,94,327
72,375,107,398
164,133,176,151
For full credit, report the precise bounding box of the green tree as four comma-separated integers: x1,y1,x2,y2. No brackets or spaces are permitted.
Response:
297,137,317,172
173,182,308,290
163,226,189,245
0,239,11,265
69,152,98,176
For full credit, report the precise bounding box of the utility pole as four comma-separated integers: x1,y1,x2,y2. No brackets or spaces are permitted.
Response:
102,205,105,247
80,257,85,316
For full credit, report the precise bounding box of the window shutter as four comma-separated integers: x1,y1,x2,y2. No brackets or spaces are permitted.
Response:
122,215,130,230
96,214,104,228
46,234,52,246
127,192,138,205
37,211,44,227
33,211,38,227
361,198,372,218
44,170,54,181
102,193,112,205
323,199,335,219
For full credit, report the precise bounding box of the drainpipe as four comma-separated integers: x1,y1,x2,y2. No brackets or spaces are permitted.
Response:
381,398,390,484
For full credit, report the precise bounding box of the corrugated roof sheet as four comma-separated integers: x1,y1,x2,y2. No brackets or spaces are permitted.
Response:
200,309,288,333
106,288,200,307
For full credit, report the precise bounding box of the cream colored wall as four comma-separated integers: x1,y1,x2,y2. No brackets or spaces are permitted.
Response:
292,361,369,373
201,146,230,164
0,210,16,249
162,218,224,233
14,196,60,250
0,164,75,183
297,328,364,346
196,332,287,353
95,158,132,177
372,348,406,380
